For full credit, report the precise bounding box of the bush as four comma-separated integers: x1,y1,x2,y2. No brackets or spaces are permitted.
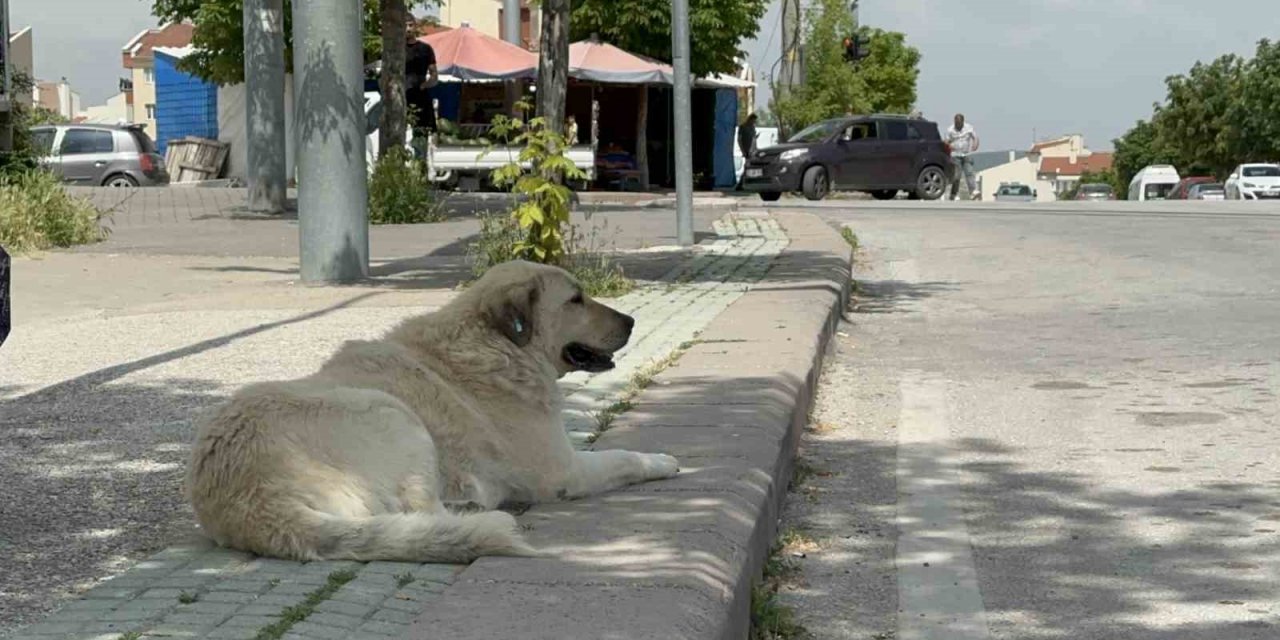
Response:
467,212,633,299
0,169,108,253
367,146,444,225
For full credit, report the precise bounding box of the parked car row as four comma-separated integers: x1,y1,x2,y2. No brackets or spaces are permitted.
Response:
1130,163,1279,201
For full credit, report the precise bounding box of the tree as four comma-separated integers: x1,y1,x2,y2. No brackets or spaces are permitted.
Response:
1154,53,1245,178
1111,118,1173,199
570,0,768,77
536,0,571,136
771,0,920,134
1233,39,1280,164
378,0,410,159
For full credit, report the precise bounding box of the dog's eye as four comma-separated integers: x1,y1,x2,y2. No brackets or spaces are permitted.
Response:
570,293,585,305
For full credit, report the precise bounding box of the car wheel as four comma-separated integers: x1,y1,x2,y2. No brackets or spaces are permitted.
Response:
802,166,829,201
871,190,897,201
915,166,947,201
759,191,782,202
105,174,139,188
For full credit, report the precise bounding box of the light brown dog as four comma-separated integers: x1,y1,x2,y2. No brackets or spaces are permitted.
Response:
186,261,679,562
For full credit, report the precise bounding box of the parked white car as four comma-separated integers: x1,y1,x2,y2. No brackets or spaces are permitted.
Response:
1224,163,1280,200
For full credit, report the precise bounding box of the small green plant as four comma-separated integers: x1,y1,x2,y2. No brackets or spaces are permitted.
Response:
561,222,634,298
268,578,281,587
840,226,858,251
177,591,199,604
468,211,527,279
593,399,635,432
367,145,444,225
488,101,587,265
0,169,109,253
395,572,415,588
254,569,357,640
751,528,813,640
117,632,143,640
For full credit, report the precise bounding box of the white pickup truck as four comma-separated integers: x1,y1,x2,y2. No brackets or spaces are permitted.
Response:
363,92,596,190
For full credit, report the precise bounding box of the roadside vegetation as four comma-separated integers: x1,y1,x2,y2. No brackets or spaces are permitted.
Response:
1110,39,1280,197
367,146,446,225
0,73,109,254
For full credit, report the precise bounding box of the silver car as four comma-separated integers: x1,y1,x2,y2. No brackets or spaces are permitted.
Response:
31,124,169,187
993,182,1037,202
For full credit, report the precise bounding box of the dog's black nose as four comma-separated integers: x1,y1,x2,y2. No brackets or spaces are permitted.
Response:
621,313,636,331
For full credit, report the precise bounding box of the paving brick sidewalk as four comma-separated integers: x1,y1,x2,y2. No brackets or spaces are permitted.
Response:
11,212,796,640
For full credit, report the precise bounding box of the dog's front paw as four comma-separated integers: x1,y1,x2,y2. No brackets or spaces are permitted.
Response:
639,453,680,480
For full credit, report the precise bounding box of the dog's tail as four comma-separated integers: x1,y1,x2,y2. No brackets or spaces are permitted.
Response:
300,508,537,563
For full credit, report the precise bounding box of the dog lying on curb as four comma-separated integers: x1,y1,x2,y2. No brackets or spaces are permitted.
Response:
186,261,679,562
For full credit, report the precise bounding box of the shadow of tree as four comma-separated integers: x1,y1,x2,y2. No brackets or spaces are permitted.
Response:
852,279,960,314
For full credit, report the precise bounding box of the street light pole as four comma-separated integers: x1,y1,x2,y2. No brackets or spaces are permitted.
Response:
672,0,694,246
243,0,286,213
502,0,522,111
293,0,369,283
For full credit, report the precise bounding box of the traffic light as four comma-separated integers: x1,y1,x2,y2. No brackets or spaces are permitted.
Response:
843,34,872,64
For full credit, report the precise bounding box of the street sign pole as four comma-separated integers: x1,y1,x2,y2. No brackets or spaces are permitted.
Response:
502,0,522,111
293,0,369,283
672,0,694,246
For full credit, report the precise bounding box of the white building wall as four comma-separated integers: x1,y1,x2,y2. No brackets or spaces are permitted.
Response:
217,76,296,182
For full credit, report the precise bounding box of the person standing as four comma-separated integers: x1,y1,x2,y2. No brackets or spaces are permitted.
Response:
738,113,758,158
945,113,980,200
405,30,439,135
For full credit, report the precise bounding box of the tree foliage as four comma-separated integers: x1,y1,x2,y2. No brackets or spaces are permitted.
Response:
1114,38,1280,191
150,0,438,86
770,0,920,134
570,0,768,77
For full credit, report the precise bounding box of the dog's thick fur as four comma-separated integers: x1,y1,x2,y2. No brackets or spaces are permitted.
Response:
186,261,679,562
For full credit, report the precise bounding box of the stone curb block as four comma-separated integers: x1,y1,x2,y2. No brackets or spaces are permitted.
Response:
405,209,850,640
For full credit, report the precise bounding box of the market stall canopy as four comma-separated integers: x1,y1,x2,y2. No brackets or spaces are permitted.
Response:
568,40,675,85
420,26,537,81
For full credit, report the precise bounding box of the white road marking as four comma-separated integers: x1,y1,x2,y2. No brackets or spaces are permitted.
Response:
896,370,992,640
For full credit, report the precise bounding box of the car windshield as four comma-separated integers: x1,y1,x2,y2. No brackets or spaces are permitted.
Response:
787,120,842,144
1082,184,1112,193
1145,183,1175,199
1195,184,1224,192
998,185,1032,196
1242,165,1280,178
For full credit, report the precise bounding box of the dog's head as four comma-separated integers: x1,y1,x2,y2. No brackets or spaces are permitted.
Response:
476,261,634,375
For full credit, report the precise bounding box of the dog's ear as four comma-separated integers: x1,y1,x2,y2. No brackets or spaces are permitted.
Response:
487,279,540,347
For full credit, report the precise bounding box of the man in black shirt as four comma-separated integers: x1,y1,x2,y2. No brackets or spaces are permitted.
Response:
405,31,439,132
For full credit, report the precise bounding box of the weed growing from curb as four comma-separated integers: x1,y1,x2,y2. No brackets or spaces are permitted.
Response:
395,572,416,588
117,633,142,640
254,569,357,640
177,591,198,604
592,338,702,433
840,226,859,251
751,526,811,640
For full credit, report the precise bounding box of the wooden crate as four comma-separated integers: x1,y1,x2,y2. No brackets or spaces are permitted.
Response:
164,137,229,183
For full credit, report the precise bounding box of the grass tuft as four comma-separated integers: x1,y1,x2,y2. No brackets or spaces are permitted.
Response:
254,569,357,640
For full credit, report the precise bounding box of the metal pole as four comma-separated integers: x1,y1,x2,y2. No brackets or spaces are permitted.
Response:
502,0,522,111
244,0,286,213
293,0,369,283
672,0,694,246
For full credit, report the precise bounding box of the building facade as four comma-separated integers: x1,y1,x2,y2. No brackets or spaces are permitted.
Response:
121,23,194,137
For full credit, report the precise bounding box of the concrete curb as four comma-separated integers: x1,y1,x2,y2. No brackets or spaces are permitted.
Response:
406,209,851,639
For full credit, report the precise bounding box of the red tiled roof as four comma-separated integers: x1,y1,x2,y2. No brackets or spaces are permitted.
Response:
1040,153,1114,176
123,23,194,68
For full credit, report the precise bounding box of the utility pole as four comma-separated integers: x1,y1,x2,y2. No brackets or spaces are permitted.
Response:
243,0,287,213
293,0,369,283
672,0,694,246
502,0,522,111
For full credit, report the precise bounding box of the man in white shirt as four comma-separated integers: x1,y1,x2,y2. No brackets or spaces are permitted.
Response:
945,113,980,201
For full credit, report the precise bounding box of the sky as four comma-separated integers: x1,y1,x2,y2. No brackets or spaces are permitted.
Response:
11,0,1277,151
747,0,1275,150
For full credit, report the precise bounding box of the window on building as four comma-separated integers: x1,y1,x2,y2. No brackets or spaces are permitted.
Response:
59,129,115,155
145,104,156,120
144,67,154,84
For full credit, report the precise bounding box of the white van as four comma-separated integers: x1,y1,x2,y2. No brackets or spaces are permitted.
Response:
1128,165,1180,201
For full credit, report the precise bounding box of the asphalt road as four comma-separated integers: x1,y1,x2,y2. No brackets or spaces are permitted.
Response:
778,200,1280,639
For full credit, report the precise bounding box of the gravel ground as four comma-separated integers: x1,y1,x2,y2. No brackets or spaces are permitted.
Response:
774,319,900,640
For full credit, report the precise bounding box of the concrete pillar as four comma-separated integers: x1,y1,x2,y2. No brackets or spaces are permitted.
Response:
292,0,369,283
243,0,287,213
672,0,694,246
